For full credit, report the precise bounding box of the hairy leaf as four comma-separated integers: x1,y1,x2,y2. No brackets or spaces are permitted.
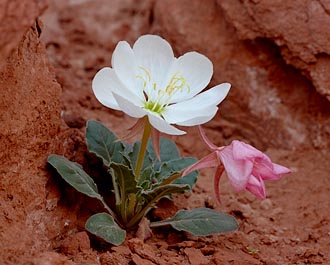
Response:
48,154,102,200
138,166,154,189
86,120,125,166
150,208,238,236
85,213,126,246
147,137,179,164
110,163,140,195
156,157,198,188
127,141,153,171
141,184,190,208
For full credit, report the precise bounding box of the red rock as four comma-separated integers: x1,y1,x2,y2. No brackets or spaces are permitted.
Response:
131,253,156,265
0,0,48,69
183,248,209,265
31,251,75,265
153,0,330,150
0,19,63,264
218,0,330,100
59,232,91,256
128,238,159,263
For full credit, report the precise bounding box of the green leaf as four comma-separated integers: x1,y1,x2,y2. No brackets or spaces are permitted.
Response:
127,141,153,171
150,208,238,236
47,154,102,200
48,154,117,219
141,184,190,207
138,166,154,189
125,183,191,228
86,120,125,166
146,137,198,188
126,141,140,170
110,163,140,195
173,170,198,187
85,213,126,246
147,137,180,164
156,157,198,188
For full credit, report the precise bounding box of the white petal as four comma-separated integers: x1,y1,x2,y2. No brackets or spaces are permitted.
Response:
162,83,230,124
170,83,230,111
163,104,218,126
176,107,218,126
92,67,121,110
113,93,146,119
111,41,144,100
164,52,213,103
163,103,213,123
133,35,175,86
146,111,186,135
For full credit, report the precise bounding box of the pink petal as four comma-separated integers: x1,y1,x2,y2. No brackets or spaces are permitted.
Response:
219,146,253,191
151,127,160,161
253,159,282,180
231,140,291,181
273,163,291,175
198,126,219,151
214,165,224,203
253,156,291,181
232,140,265,160
182,152,219,177
245,175,266,199
117,118,146,142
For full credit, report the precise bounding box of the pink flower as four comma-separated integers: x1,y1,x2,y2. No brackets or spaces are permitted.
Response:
183,127,291,202
219,140,291,199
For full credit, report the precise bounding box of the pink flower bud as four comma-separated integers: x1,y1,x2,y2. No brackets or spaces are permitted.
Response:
219,140,291,199
183,127,291,202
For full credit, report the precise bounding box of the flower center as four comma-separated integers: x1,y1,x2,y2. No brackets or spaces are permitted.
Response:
136,67,190,114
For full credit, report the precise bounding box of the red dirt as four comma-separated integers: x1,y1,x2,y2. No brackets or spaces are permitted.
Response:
0,0,329,264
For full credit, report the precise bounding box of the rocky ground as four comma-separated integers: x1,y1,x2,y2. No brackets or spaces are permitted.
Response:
0,0,329,264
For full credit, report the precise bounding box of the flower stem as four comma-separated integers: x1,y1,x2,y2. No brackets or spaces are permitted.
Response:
135,118,151,181
109,168,120,207
126,197,155,228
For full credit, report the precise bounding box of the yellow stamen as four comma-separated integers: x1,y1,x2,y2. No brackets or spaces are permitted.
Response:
139,66,151,81
136,66,190,114
165,72,190,96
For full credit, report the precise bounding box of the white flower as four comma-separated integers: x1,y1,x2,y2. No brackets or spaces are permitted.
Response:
92,35,230,135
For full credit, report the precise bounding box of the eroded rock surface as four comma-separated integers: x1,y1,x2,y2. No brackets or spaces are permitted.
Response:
152,0,330,150
219,0,330,100
0,0,48,69
0,20,63,264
